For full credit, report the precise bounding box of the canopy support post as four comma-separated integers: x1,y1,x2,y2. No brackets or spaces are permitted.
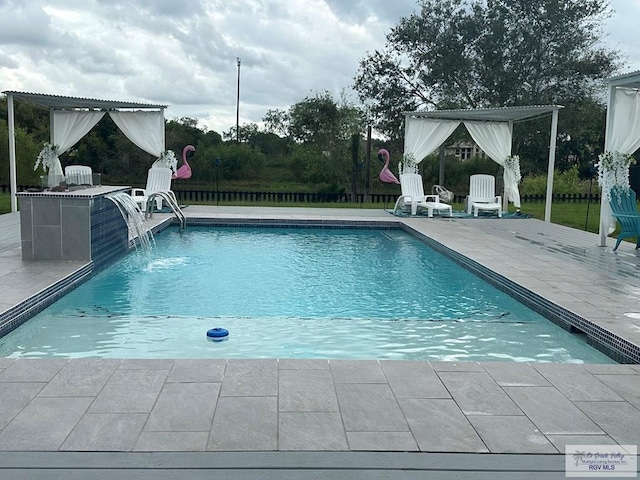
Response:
504,121,514,212
544,109,559,222
49,107,55,144
7,94,17,213
598,84,617,246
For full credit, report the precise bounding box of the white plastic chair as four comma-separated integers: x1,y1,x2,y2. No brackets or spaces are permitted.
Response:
131,167,176,212
393,173,453,217
65,165,93,186
467,174,502,217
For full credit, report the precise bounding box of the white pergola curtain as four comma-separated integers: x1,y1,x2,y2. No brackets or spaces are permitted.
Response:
464,121,520,207
600,87,640,241
605,88,640,154
404,117,460,164
108,110,165,157
53,110,106,153
48,110,105,183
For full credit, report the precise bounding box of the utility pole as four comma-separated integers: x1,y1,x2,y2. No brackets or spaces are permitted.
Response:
236,57,241,143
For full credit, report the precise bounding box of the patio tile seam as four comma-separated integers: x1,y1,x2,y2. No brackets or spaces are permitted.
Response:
465,414,561,454
571,400,640,446
218,393,278,397
502,386,609,438
43,360,122,401
453,407,491,454
327,360,350,453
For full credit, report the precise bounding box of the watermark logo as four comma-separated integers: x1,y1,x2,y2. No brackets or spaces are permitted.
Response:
566,445,637,477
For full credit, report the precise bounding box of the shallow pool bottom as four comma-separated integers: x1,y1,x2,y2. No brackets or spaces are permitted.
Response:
0,313,615,363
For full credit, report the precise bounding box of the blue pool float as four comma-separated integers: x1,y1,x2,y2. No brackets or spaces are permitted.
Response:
206,328,229,342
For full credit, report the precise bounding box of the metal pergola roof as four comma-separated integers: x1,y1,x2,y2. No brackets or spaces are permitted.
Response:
606,70,640,89
2,91,167,110
4,91,169,212
404,105,563,123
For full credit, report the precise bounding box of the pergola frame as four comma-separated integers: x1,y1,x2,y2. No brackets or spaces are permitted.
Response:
3,91,168,213
403,105,563,221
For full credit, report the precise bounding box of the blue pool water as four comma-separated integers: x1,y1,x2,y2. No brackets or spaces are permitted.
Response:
0,227,615,362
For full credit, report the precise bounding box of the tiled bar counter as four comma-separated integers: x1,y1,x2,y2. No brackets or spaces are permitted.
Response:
17,186,130,268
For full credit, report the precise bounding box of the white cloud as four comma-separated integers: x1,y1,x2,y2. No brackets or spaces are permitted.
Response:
0,2,52,46
0,50,18,69
0,0,638,134
603,0,640,73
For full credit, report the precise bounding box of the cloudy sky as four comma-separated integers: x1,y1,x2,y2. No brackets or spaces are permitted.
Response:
1,0,639,135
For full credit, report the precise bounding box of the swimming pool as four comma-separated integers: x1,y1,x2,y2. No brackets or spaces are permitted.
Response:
0,226,615,363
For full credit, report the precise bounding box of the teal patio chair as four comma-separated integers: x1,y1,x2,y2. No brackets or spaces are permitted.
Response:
609,186,640,251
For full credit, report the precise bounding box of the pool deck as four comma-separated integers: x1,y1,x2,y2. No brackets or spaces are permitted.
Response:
1,206,640,478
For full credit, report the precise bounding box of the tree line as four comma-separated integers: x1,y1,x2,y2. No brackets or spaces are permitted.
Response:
0,90,375,194
0,0,629,196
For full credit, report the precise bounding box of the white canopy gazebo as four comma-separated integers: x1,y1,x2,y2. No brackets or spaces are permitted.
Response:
598,71,640,246
403,105,563,221
3,91,168,213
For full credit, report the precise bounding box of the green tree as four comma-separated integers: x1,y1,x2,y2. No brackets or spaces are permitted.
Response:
202,130,223,147
0,95,50,140
289,91,340,145
0,119,41,186
553,99,607,175
166,117,205,152
249,131,290,157
354,0,621,141
223,122,290,158
164,117,224,186
284,91,366,188
1,95,55,186
223,123,260,143
262,108,290,137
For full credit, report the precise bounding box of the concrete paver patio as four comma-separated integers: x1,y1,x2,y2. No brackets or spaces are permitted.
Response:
0,206,639,477
0,356,638,454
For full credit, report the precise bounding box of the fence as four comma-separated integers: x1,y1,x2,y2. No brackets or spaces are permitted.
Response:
173,190,399,204
1,185,601,205
163,190,604,205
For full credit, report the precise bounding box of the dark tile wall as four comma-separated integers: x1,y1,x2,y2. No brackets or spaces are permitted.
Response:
90,195,130,270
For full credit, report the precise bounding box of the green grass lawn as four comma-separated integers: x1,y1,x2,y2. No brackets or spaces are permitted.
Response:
445,201,599,233
519,202,602,232
0,191,612,236
0,193,10,214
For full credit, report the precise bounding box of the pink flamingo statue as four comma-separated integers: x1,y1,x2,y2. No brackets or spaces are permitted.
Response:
172,145,195,180
378,148,399,209
378,149,400,184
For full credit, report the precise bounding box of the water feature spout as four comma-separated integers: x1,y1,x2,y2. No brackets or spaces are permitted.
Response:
106,192,154,252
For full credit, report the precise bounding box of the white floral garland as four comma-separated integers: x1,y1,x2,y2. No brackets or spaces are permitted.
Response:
34,142,59,172
399,153,419,175
596,151,634,202
157,150,178,172
504,154,521,184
